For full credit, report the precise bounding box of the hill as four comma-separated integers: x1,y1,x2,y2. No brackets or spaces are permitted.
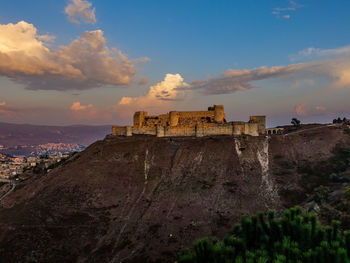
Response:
0,124,349,262
0,122,111,155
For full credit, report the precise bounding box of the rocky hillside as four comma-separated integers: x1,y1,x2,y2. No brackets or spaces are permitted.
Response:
0,124,349,262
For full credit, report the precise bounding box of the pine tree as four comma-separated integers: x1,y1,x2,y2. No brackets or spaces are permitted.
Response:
178,207,350,263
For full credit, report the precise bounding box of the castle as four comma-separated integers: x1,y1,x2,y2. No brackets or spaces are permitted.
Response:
112,105,266,137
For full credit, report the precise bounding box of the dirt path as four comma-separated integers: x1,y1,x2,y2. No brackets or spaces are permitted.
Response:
0,180,16,202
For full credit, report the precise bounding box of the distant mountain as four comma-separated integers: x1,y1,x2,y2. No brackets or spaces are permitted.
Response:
0,122,111,147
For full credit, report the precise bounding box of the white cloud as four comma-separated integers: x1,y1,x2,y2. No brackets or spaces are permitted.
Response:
290,45,350,62
70,101,97,120
115,73,189,117
295,46,350,88
37,34,56,43
69,101,113,121
295,102,306,116
65,0,96,24
68,73,189,121
0,21,139,90
272,0,302,19
70,101,95,111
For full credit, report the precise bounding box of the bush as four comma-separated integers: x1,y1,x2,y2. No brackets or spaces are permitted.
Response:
291,118,301,128
313,185,329,204
178,207,350,263
345,187,350,201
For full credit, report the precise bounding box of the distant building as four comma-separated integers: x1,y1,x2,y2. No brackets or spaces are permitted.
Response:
112,105,266,137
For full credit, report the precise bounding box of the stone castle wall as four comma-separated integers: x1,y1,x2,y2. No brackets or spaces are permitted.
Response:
112,122,261,137
112,105,265,137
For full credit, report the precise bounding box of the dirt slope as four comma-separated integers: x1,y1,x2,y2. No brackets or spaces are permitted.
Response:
0,125,349,262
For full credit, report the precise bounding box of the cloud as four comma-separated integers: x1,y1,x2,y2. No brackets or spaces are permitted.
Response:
186,64,302,95
70,101,95,111
185,44,350,95
37,34,56,42
290,45,350,62
115,73,189,118
65,0,96,24
0,101,18,119
70,101,97,120
315,106,326,111
70,101,113,121
295,102,306,116
137,76,149,85
0,21,139,90
272,0,302,19
297,48,350,88
0,100,113,124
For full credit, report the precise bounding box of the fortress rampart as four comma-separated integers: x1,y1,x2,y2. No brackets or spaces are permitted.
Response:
112,105,266,137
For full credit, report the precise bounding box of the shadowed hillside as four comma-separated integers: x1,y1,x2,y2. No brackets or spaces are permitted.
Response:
0,125,349,262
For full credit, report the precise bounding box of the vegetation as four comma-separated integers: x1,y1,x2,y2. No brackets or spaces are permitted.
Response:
297,147,350,192
345,186,350,201
313,185,329,204
291,118,301,128
178,207,350,263
333,117,349,124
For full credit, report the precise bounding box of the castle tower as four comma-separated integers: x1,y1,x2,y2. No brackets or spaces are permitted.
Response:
169,111,179,126
249,116,266,134
214,105,225,123
133,111,147,128
126,126,132,136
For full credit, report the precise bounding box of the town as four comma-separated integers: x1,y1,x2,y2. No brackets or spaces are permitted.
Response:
0,143,85,180
0,152,70,179
0,142,85,157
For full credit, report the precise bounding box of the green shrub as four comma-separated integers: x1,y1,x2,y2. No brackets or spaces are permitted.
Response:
178,207,350,263
313,185,329,204
345,187,350,201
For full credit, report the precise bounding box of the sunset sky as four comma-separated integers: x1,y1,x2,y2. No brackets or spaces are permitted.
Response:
0,0,350,127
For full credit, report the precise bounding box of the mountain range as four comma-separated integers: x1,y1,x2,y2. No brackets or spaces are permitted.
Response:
0,122,111,155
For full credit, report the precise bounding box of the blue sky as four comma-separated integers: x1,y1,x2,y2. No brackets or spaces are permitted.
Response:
0,0,350,127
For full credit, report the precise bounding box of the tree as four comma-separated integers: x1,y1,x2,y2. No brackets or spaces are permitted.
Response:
333,117,348,124
291,118,301,128
178,207,350,263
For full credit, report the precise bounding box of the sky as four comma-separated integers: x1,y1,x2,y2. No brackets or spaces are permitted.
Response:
0,0,350,127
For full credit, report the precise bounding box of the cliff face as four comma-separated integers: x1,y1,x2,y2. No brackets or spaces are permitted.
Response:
0,125,349,262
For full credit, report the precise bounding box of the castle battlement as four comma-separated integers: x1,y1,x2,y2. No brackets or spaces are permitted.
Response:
112,105,266,137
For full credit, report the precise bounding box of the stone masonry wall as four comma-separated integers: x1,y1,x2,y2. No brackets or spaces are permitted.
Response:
112,122,261,137
112,105,264,137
